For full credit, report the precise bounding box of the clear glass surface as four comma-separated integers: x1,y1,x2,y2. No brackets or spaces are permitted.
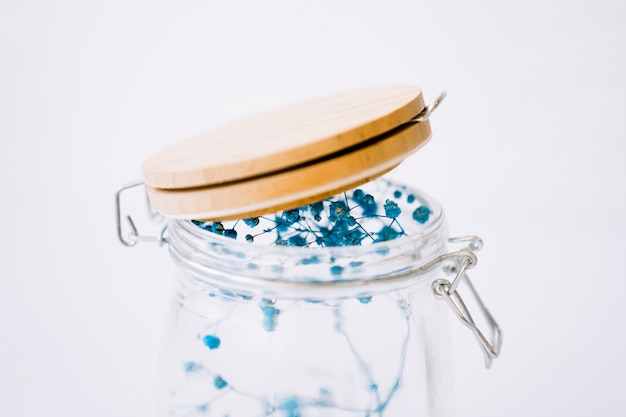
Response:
159,179,453,417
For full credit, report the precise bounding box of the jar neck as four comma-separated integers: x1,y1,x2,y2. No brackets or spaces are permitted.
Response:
166,186,448,298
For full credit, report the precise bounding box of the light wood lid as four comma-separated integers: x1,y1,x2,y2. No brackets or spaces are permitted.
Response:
142,85,432,220
147,121,431,220
142,85,425,189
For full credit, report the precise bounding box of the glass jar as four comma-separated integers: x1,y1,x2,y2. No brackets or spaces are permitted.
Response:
115,85,501,417
155,178,472,417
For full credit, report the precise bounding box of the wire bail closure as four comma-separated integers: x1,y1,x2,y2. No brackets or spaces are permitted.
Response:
432,236,502,368
411,91,447,123
115,181,167,247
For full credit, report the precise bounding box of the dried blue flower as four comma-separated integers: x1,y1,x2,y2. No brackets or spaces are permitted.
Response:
202,335,221,350
328,201,348,222
301,255,320,265
309,201,324,222
412,206,432,224
211,222,224,234
283,209,301,225
213,375,228,390
330,265,343,275
358,296,372,304
288,235,308,247
260,299,280,332
347,228,364,246
361,194,377,216
278,397,300,417
244,217,260,227
183,361,200,373
352,189,365,203
377,226,400,242
384,199,401,218
274,215,290,232
223,228,237,239
323,219,356,246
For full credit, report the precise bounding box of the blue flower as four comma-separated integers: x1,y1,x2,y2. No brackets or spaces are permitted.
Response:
202,335,221,349
183,361,200,373
244,217,260,227
324,220,350,246
361,194,377,216
213,375,228,390
330,265,343,275
223,228,237,239
278,396,300,417
288,235,308,247
301,255,320,265
309,202,324,222
328,201,348,221
282,209,301,225
352,189,365,203
377,226,400,241
211,222,224,234
384,199,401,218
191,219,206,228
274,215,290,232
260,299,280,332
412,206,432,224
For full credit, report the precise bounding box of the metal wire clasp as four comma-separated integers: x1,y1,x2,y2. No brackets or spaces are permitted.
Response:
433,236,502,368
115,180,167,247
411,91,447,123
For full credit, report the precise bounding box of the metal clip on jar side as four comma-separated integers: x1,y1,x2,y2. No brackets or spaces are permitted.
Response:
432,236,502,369
115,180,167,247
360,234,502,369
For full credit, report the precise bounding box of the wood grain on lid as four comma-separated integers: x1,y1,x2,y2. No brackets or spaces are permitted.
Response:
146,120,431,220
141,85,425,190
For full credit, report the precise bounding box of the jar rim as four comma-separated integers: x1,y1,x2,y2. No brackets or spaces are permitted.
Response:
166,182,449,296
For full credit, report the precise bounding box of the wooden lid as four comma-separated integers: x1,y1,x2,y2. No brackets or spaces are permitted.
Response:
142,85,432,220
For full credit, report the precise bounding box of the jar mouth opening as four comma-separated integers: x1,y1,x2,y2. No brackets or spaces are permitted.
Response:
174,200,445,258
166,180,449,295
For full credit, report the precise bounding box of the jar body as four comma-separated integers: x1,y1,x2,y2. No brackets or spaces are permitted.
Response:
159,182,453,417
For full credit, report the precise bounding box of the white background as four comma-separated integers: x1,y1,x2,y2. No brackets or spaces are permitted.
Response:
1,1,625,416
